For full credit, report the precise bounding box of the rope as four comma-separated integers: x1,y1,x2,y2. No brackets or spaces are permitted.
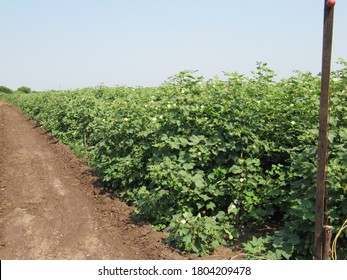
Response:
331,219,347,260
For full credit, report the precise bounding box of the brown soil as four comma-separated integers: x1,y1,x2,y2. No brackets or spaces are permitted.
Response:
0,101,243,260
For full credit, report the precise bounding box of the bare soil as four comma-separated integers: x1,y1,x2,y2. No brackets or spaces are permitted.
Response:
0,102,243,260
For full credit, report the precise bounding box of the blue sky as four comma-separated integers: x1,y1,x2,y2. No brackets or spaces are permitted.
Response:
0,0,346,91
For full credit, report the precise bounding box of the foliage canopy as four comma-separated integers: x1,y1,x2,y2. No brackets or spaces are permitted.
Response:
2,60,347,259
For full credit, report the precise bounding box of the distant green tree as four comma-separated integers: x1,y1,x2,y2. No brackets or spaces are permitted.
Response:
17,86,31,94
0,85,13,94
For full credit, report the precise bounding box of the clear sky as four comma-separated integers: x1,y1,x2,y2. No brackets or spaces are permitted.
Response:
0,0,346,91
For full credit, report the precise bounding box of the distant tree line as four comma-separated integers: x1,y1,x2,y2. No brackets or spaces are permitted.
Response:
0,85,31,94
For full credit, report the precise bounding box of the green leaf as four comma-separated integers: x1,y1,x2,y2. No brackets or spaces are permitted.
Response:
281,250,291,260
196,202,205,209
328,131,336,143
181,234,192,244
192,173,205,188
211,239,220,248
189,135,201,145
179,137,189,147
330,116,338,127
229,165,242,174
183,163,195,170
199,194,210,201
339,128,347,140
206,202,216,210
287,234,301,245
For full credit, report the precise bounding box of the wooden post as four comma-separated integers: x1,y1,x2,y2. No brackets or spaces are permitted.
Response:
314,0,335,260
323,225,334,259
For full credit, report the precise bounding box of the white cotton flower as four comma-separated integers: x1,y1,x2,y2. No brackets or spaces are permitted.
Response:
152,117,157,122
124,117,129,121
180,219,187,225
291,121,296,125
240,178,245,183
333,78,339,83
228,203,237,214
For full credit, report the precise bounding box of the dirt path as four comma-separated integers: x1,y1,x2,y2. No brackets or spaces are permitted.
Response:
0,102,191,260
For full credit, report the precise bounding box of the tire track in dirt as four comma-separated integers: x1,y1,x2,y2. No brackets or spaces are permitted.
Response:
0,102,187,260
